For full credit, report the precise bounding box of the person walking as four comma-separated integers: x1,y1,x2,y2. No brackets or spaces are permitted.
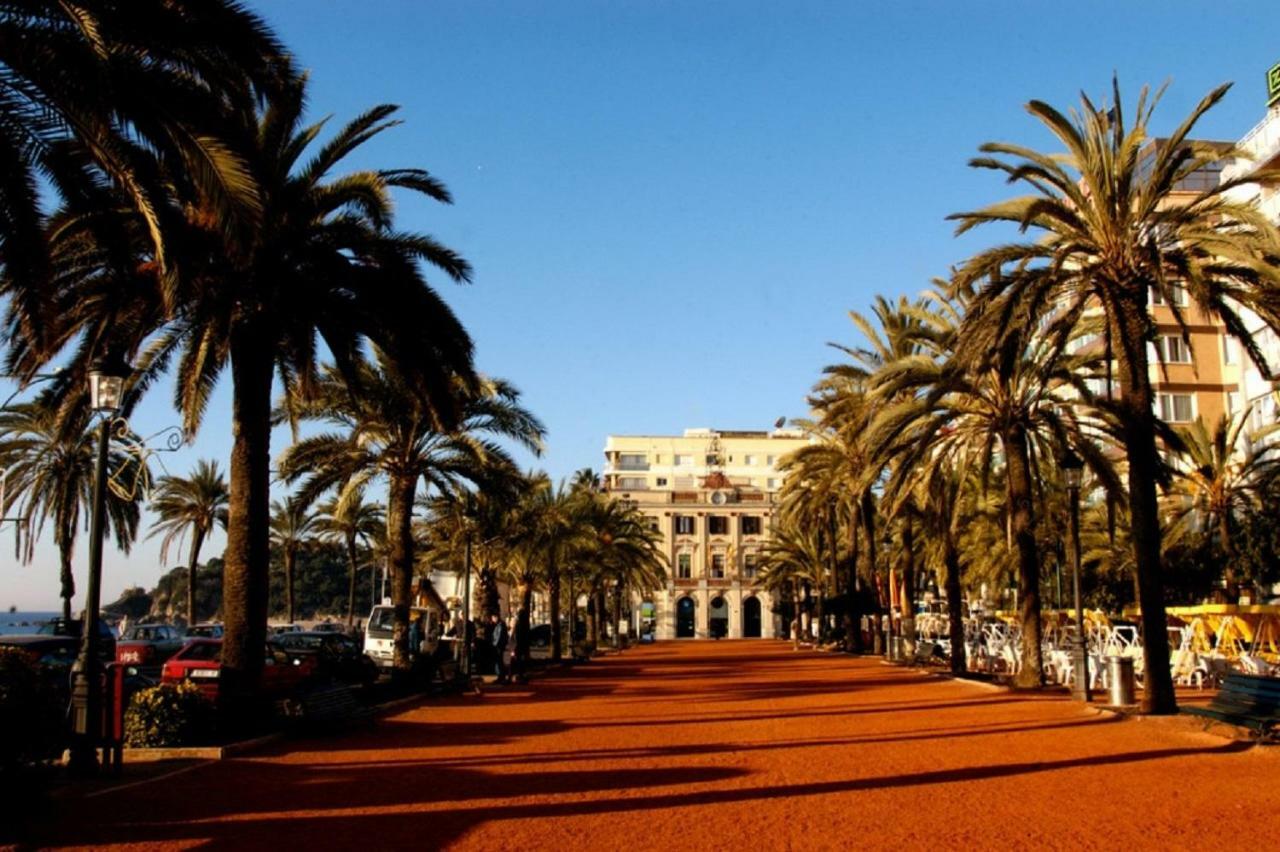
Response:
490,613,510,684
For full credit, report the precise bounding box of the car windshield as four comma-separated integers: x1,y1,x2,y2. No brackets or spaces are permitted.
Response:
179,642,222,661
124,626,162,640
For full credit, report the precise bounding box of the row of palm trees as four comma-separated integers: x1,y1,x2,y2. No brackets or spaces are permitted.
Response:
0,1,534,713
767,81,1280,715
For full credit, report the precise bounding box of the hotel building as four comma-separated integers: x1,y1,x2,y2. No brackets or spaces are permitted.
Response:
602,428,810,640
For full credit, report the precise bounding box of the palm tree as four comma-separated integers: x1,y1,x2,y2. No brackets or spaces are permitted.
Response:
0,397,147,619
14,79,479,706
314,490,385,626
280,363,544,674
148,459,229,625
583,497,666,650
949,80,1280,712
1162,414,1278,595
1,1,289,326
758,521,828,646
866,283,1104,687
269,497,317,624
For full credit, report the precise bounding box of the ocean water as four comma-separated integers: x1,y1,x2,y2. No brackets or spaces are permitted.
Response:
0,611,59,636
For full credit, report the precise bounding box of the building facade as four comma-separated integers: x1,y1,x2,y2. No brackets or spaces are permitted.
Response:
602,428,809,640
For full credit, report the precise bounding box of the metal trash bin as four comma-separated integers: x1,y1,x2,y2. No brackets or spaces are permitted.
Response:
1106,656,1136,705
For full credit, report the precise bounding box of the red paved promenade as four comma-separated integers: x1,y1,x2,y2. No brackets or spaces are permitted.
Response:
35,641,1280,849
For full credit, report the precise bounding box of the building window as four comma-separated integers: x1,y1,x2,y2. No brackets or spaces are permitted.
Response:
677,553,691,579
1156,336,1191,364
1151,285,1187,307
1226,391,1241,416
674,454,692,467
744,454,757,466
1157,393,1194,423
766,455,776,466
708,516,728,535
741,516,762,535
705,453,720,465
619,477,647,490
1223,336,1238,365
711,554,725,579
675,515,695,535
767,478,779,490
647,517,660,532
655,477,668,487
618,453,648,470
743,554,759,580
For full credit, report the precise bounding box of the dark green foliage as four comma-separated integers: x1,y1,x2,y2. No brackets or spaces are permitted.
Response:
267,545,377,621
124,682,216,748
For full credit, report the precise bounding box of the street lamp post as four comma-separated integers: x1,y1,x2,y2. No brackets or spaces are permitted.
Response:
68,354,131,776
1060,448,1090,702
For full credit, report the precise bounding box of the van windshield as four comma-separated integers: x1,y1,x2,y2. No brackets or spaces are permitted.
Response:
367,607,430,639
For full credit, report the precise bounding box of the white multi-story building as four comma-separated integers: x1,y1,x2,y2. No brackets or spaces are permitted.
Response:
602,427,810,640
1222,98,1280,439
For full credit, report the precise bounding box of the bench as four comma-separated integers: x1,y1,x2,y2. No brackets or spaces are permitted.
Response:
1181,673,1280,741
280,683,373,731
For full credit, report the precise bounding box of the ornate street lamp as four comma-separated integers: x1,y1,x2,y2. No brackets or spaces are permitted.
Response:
1060,447,1090,702
68,353,131,776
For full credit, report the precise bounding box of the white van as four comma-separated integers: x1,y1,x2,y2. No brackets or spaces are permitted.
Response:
363,605,440,669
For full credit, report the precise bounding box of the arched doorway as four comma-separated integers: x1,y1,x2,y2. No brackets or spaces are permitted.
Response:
742,596,762,638
709,596,729,639
676,596,696,638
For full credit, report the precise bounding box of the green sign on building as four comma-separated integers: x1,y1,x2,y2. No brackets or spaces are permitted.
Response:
1269,61,1280,108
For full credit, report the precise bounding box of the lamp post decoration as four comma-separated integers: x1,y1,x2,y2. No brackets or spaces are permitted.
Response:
1060,447,1091,703
68,353,132,776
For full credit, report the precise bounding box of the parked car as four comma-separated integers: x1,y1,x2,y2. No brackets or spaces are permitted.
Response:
186,623,224,639
269,624,302,636
35,618,116,661
0,634,78,678
274,631,378,686
115,623,187,674
310,621,345,634
160,639,318,701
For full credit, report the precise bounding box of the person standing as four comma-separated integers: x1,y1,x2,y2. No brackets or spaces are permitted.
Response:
490,613,509,684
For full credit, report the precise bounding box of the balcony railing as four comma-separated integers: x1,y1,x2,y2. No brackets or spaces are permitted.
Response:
1238,108,1280,170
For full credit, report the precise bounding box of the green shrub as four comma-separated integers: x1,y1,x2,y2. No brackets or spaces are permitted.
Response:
124,681,216,748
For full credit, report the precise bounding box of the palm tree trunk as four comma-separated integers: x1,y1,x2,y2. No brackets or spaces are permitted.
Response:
386,472,417,674
862,492,881,654
1005,424,1044,688
59,544,74,622
847,510,862,652
548,554,562,662
346,534,359,626
1112,301,1176,714
944,534,966,676
901,513,915,656
186,527,206,626
284,547,296,624
222,330,273,720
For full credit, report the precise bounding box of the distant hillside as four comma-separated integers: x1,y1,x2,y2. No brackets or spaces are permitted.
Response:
106,546,380,624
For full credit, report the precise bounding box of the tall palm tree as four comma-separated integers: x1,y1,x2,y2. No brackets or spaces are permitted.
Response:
759,521,828,645
148,459,229,625
269,496,317,624
314,490,384,626
13,79,479,707
582,497,666,650
1,1,289,328
949,80,1280,712
0,397,147,619
280,363,544,673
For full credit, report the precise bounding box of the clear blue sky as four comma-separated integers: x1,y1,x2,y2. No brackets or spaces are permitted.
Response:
4,0,1278,609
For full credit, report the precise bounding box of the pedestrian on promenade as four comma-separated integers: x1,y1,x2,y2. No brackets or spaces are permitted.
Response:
490,613,510,683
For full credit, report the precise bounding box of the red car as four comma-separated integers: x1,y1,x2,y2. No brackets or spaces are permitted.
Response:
160,639,318,700
116,623,187,675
